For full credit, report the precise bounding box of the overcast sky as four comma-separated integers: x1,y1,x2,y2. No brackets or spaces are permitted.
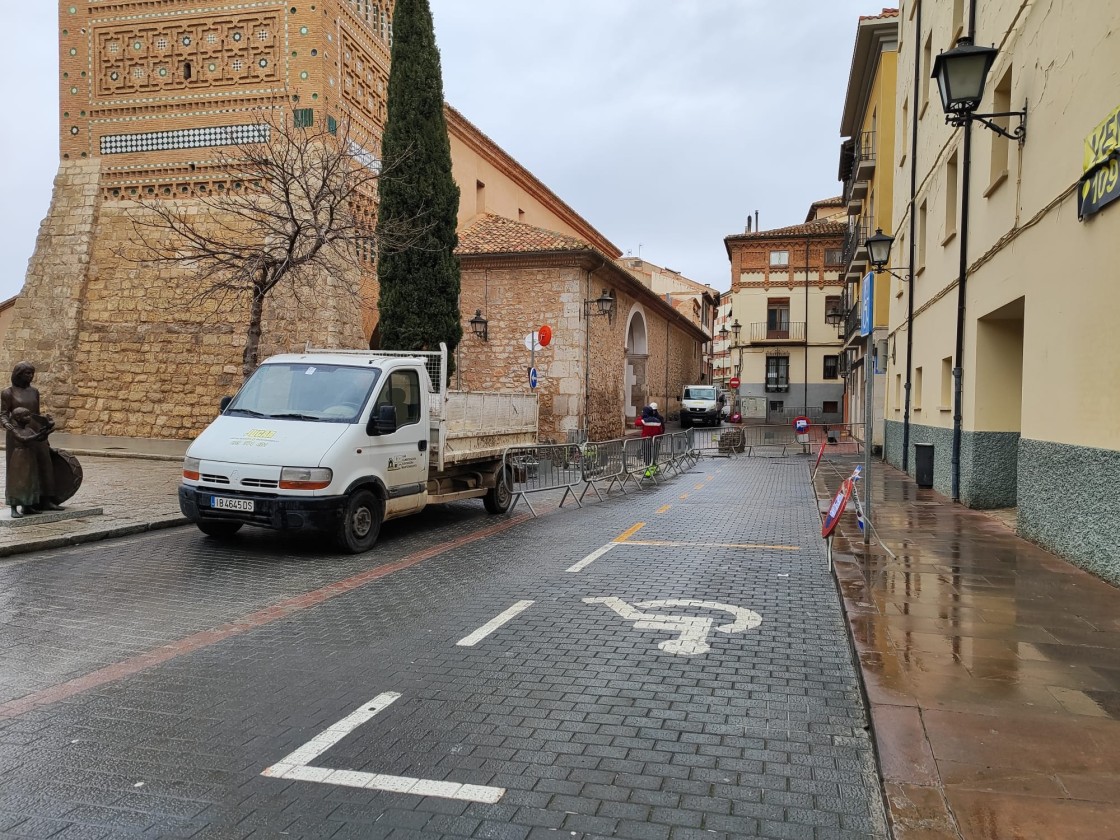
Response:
0,2,876,302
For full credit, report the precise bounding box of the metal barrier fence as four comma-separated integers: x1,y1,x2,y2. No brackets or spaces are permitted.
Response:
502,431,697,515
496,422,869,517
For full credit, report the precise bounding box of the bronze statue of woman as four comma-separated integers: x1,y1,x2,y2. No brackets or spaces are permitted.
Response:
1,362,63,516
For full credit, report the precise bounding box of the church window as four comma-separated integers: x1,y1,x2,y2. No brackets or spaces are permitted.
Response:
293,108,314,128
183,62,192,79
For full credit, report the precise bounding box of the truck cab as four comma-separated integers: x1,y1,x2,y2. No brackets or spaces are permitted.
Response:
679,384,723,428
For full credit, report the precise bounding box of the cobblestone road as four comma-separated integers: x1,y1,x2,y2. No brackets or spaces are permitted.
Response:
0,456,887,839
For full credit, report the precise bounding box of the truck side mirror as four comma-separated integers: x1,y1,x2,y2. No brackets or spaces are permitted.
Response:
219,396,233,413
367,404,398,436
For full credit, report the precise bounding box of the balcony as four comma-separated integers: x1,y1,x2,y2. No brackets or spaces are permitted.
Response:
844,302,861,342
764,381,790,393
749,321,806,344
841,220,871,272
855,130,876,180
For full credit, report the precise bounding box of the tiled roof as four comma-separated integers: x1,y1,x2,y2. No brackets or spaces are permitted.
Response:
455,214,593,256
860,7,899,20
812,196,844,207
726,218,847,241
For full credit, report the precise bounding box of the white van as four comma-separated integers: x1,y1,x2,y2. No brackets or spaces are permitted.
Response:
178,344,537,553
680,384,723,427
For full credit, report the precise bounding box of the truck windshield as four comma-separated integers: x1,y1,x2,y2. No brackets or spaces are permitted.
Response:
684,387,717,400
225,364,381,424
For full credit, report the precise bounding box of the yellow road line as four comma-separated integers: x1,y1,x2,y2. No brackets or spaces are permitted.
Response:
656,504,672,514
622,539,801,551
679,493,690,500
694,484,705,490
614,522,645,543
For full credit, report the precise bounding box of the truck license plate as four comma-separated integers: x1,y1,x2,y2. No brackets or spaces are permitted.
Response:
211,496,254,512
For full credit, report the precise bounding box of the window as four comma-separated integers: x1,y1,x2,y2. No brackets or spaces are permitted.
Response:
920,34,932,115
824,295,842,323
769,400,784,413
327,115,338,135
765,355,789,392
182,62,192,80
918,200,927,273
822,401,839,415
767,298,790,339
293,108,314,128
823,355,839,380
914,366,923,411
941,356,953,409
769,250,789,267
825,249,843,266
944,153,958,241
989,68,1013,191
374,369,421,427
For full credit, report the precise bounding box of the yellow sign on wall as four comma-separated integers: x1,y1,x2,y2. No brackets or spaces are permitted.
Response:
1079,103,1120,219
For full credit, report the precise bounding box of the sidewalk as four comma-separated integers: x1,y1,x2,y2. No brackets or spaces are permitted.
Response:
0,435,187,557
816,454,1120,840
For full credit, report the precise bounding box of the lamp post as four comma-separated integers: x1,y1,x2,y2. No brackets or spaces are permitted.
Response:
863,228,894,545
582,288,616,436
931,35,1026,502
730,319,743,416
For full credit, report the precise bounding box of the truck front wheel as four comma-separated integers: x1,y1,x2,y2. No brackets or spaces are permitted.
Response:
335,489,383,554
483,467,514,514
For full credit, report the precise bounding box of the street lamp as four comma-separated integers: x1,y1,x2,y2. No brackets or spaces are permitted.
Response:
584,288,615,323
469,309,488,341
866,228,894,271
932,35,1026,503
932,37,1026,139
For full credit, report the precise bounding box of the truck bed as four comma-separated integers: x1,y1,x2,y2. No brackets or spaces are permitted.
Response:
430,392,538,469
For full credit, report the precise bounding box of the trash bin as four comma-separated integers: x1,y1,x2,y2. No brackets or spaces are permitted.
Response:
914,443,934,488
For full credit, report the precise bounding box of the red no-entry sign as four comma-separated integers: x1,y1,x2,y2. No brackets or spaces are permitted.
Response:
729,376,740,389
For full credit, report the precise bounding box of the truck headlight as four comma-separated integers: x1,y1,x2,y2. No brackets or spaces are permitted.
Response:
182,456,201,481
279,467,333,490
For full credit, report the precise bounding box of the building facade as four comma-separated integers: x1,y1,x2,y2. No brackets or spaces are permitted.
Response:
456,216,707,441
837,9,899,450
2,0,394,439
723,207,847,424
884,0,1120,582
2,2,708,444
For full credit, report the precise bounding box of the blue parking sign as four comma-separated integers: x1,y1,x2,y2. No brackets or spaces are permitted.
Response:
860,272,874,337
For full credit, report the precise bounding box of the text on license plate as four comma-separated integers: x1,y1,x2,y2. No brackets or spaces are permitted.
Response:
211,496,254,512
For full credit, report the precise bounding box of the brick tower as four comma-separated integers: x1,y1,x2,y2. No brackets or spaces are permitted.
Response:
2,0,394,440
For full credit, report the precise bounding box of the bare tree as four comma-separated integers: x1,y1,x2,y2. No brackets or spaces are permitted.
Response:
128,105,423,379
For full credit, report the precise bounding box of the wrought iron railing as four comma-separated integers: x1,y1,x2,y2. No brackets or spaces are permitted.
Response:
749,321,806,343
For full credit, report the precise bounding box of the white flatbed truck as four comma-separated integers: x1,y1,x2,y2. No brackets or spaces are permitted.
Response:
177,344,538,552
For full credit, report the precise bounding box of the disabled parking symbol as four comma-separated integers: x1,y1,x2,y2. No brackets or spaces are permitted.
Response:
583,597,762,656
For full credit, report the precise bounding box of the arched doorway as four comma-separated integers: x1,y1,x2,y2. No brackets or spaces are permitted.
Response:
624,308,649,421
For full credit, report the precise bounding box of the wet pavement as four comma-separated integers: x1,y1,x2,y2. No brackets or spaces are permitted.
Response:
817,455,1120,840
1,440,1117,838
0,447,888,839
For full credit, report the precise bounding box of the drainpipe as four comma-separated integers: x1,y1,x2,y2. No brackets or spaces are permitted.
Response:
951,2,979,502
804,236,810,414
902,0,921,471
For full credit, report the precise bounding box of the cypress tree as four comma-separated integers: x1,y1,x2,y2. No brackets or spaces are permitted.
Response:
376,0,461,371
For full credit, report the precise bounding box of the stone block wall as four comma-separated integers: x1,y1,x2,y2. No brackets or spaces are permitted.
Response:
5,190,365,441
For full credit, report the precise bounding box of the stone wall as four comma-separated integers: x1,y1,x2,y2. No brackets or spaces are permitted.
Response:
5,189,364,442
458,257,703,442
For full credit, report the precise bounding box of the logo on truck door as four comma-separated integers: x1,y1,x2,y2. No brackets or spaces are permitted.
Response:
387,455,419,472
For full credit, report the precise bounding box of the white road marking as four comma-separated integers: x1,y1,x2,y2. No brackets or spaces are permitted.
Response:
565,543,616,573
584,597,763,656
456,600,535,647
261,691,506,803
